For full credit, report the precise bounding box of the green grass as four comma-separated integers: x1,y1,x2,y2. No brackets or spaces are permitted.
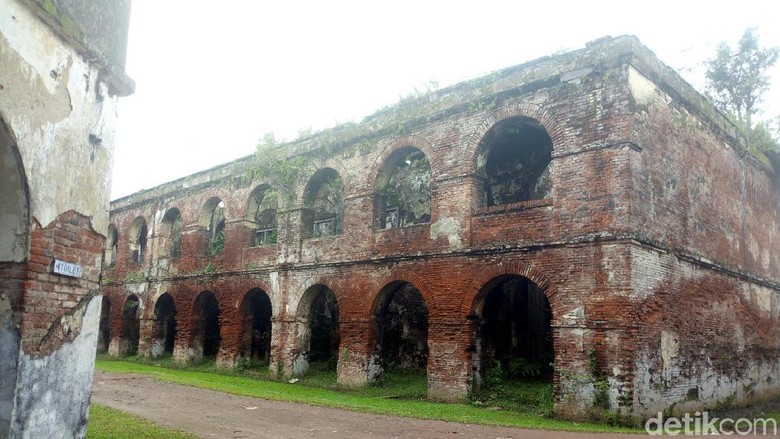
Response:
88,404,198,439
95,356,638,433
470,378,554,414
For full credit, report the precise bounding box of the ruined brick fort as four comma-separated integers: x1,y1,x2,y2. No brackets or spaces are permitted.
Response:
102,36,780,420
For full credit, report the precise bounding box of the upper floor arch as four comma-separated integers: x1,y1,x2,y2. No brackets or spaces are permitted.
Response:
373,146,432,230
105,224,118,267
199,197,226,256
246,184,278,246
159,207,183,258
302,168,343,238
128,216,149,264
467,104,565,207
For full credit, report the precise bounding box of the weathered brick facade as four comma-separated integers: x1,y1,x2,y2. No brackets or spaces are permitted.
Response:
102,36,780,420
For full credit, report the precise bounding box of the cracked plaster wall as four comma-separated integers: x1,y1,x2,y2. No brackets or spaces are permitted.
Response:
0,0,129,437
8,296,100,438
1,0,117,236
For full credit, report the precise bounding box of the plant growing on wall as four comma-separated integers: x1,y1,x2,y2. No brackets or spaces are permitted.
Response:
249,132,307,202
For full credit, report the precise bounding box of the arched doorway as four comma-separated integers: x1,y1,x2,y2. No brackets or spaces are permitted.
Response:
238,288,272,366
471,275,554,409
121,295,140,355
152,293,177,357
294,285,339,375
97,296,111,353
193,291,221,360
371,281,429,380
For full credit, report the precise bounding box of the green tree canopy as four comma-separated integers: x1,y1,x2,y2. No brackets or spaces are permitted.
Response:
705,28,778,135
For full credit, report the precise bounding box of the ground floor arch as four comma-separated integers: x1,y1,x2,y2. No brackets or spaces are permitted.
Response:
151,293,177,357
97,296,111,353
470,275,554,392
120,294,141,356
193,291,221,360
238,288,272,365
371,281,429,379
293,284,340,375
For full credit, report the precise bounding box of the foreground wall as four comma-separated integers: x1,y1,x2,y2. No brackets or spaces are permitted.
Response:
0,0,132,437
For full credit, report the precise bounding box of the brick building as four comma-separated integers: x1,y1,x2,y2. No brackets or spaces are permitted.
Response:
102,36,779,420
1,0,133,436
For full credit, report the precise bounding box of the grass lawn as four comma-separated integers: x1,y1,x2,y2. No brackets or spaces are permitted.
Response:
88,404,198,439
95,355,639,434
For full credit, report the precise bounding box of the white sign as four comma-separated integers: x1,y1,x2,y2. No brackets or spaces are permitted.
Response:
53,259,83,278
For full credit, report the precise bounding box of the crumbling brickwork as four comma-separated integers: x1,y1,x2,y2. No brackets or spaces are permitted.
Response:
102,36,779,421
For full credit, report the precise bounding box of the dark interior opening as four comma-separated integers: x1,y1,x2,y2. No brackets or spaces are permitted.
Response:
154,293,177,354
374,282,429,373
481,117,553,206
308,287,340,365
477,276,554,382
240,289,272,364
122,295,140,355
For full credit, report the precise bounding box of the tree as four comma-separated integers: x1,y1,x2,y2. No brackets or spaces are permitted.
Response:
705,28,779,150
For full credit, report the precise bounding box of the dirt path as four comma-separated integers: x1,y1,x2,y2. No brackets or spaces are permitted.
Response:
92,371,641,439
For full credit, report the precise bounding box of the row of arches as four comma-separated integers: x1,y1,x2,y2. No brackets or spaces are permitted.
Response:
105,116,553,265
99,273,554,387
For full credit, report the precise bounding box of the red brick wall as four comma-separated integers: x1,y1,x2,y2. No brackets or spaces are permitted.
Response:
102,44,779,420
16,211,104,356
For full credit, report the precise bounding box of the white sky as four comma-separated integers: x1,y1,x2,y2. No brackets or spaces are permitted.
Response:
110,0,780,199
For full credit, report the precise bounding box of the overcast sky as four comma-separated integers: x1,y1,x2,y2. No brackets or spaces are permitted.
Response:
110,0,780,199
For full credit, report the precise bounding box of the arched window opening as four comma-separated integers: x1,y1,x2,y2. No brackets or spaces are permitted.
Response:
209,202,225,256
161,208,183,258
129,218,148,263
478,117,553,206
200,198,226,257
121,295,140,355
97,296,111,353
105,225,118,267
152,293,177,357
372,282,429,379
376,148,431,229
471,275,554,406
247,186,278,246
193,291,221,359
293,285,339,375
239,288,272,365
303,169,343,238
